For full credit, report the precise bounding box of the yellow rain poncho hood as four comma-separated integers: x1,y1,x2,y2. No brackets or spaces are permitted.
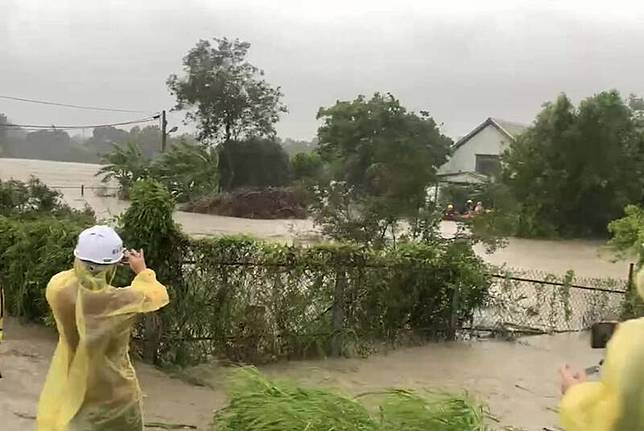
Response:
37,259,169,431
560,267,644,431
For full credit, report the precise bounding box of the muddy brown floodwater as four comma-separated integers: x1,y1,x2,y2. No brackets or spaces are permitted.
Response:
0,158,633,280
1,318,602,430
0,158,624,430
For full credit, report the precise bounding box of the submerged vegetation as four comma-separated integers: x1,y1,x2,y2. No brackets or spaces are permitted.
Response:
214,368,491,431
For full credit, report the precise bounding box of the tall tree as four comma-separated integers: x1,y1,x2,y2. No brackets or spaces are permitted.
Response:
311,93,451,245
503,91,644,237
167,37,287,189
85,126,130,157
317,93,452,219
167,37,287,143
217,137,292,190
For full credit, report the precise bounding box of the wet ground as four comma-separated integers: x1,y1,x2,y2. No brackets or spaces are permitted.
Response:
0,318,601,430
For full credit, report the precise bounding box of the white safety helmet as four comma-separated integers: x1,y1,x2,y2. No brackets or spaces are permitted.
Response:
74,225,124,265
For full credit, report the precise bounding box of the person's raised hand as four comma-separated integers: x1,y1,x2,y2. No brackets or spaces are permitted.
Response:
559,364,587,395
127,249,147,275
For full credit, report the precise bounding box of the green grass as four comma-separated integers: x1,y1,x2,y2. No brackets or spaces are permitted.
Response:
213,368,491,430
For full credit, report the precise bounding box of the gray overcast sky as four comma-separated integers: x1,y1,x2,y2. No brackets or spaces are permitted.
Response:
2,0,644,140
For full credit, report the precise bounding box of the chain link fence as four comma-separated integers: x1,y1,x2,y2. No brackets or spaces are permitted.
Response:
147,252,630,364
468,269,629,335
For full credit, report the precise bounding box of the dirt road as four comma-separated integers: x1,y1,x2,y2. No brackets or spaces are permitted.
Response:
1,317,601,430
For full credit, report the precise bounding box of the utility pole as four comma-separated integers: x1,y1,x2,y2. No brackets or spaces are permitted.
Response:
161,110,167,153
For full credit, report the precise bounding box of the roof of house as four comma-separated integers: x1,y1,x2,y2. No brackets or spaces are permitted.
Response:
436,171,488,184
453,117,528,150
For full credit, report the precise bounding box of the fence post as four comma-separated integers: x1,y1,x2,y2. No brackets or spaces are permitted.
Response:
80,184,84,196
448,285,460,340
330,269,346,357
628,263,635,291
142,314,161,364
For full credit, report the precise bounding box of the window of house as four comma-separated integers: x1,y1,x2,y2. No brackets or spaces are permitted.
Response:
475,154,501,176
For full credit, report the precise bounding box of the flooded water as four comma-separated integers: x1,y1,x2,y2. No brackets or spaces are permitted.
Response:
0,158,632,280
0,158,627,429
0,318,601,430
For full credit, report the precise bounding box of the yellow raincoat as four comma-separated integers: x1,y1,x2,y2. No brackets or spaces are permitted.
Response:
560,268,644,431
37,261,169,431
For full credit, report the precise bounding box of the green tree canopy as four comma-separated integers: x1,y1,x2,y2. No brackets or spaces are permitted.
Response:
218,138,292,190
153,140,218,201
85,126,130,157
167,37,287,143
503,91,644,237
291,151,324,182
316,93,452,219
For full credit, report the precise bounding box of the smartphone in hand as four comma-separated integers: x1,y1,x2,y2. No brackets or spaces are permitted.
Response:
591,321,618,349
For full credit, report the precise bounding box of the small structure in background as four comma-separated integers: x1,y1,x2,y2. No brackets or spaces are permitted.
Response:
438,117,527,185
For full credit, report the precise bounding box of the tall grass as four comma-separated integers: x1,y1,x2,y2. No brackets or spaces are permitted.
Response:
213,368,491,431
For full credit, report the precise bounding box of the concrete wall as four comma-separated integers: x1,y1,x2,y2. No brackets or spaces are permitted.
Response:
440,124,510,175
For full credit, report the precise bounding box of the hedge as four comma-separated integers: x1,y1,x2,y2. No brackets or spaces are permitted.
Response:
0,181,492,366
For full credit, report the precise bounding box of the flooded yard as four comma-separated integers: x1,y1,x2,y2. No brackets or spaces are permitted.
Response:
0,158,624,430
0,317,601,430
0,158,632,280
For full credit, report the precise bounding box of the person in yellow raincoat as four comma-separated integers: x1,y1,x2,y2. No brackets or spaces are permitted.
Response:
37,225,169,431
559,266,644,430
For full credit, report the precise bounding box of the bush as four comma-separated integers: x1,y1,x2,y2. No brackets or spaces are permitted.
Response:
214,368,490,431
158,236,491,365
183,188,306,219
0,178,96,322
291,151,324,182
0,180,491,366
218,137,293,191
118,180,189,363
0,176,94,221
152,141,219,202
98,140,219,202
0,215,92,322
608,205,644,318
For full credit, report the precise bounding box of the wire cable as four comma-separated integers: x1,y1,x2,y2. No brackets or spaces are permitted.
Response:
0,94,153,114
0,116,160,130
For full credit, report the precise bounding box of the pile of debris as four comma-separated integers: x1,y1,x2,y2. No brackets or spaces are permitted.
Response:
183,188,307,219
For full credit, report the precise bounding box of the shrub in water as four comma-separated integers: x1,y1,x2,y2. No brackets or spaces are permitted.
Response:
214,368,490,431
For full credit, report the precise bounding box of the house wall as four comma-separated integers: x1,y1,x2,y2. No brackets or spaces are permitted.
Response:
439,124,510,175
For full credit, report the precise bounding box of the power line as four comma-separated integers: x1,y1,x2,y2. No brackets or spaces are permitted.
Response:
0,116,160,131
0,94,154,114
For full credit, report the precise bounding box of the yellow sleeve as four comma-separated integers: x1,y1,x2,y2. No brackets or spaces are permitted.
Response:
559,382,619,431
103,269,169,317
560,318,644,431
129,268,170,313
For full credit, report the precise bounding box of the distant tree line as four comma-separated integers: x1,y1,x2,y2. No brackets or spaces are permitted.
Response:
0,117,196,164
